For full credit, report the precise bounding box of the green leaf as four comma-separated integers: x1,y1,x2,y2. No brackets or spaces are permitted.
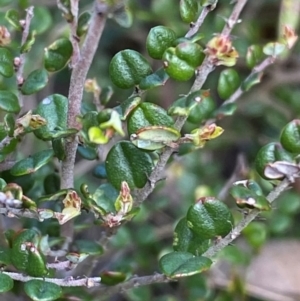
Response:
241,72,263,92
78,145,98,160
20,30,36,53
120,96,142,120
10,149,54,176
187,197,234,239
0,274,13,293
11,229,39,272
93,163,107,179
26,248,48,277
139,68,169,90
109,49,152,89
173,218,210,255
0,91,20,113
131,126,180,150
263,42,286,56
92,183,119,213
255,142,294,179
44,173,60,194
75,239,104,255
24,280,62,301
106,141,154,190
4,113,15,137
44,38,73,72
246,45,264,69
21,69,49,95
280,119,300,153
159,251,212,278
77,11,91,37
163,42,204,81
180,0,200,23
243,222,267,251
214,103,237,118
100,86,114,105
146,26,177,59
0,247,11,266
0,47,14,78
112,4,133,28
30,6,53,34
100,271,126,286
217,68,240,99
127,102,175,135
5,9,22,30
34,94,68,140
52,138,66,161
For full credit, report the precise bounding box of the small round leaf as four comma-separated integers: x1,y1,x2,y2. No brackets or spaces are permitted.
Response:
109,49,152,89
0,47,14,77
280,119,300,153
0,273,13,293
21,69,49,95
146,26,177,59
24,280,62,301
159,251,212,278
106,141,153,189
44,38,73,72
187,197,234,239
217,68,240,99
10,149,54,176
0,91,20,113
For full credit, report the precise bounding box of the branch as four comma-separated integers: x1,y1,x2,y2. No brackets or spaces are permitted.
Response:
98,273,171,296
222,56,276,106
69,0,80,67
16,6,34,108
135,0,248,204
61,1,108,190
221,0,248,36
0,208,40,219
185,5,216,38
202,178,291,258
3,272,101,287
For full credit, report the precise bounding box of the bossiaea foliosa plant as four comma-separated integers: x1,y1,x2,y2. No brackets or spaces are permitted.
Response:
0,0,299,300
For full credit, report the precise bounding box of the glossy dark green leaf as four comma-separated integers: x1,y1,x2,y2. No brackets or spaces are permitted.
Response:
173,218,210,255
10,149,54,176
146,26,177,59
100,86,114,105
106,141,154,190
24,280,62,301
241,72,263,92
0,47,14,78
0,274,13,293
139,68,169,90
255,142,294,179
75,239,104,255
280,119,300,153
159,251,212,278
109,49,152,89
0,91,20,113
187,197,234,239
180,0,200,23
34,94,68,140
21,69,49,95
127,102,174,135
92,183,119,213
77,11,91,37
20,30,36,53
44,38,73,72
246,45,264,69
5,9,22,30
217,68,240,99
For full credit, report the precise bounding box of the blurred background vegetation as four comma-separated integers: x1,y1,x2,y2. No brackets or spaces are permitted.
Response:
1,0,300,300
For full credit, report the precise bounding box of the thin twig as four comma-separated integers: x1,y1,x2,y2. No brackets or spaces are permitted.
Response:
60,1,108,244
16,6,34,108
222,0,248,36
3,272,101,287
69,0,80,67
202,178,291,258
223,56,276,105
185,5,216,38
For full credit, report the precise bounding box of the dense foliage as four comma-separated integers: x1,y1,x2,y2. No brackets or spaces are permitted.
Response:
0,0,300,300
